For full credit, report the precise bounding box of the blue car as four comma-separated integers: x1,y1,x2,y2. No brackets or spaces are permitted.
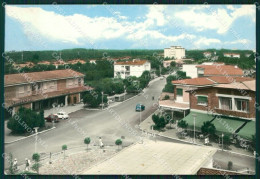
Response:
136,104,145,111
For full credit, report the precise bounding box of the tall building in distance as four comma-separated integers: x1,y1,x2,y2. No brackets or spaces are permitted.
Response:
164,46,185,59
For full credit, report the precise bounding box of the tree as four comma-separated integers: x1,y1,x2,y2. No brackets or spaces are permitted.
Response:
8,153,15,174
39,110,45,128
201,121,216,136
152,114,169,130
83,91,108,108
7,107,44,134
177,120,188,130
170,61,176,67
115,139,122,149
223,135,231,148
32,153,40,174
62,145,67,159
163,95,170,100
84,137,91,151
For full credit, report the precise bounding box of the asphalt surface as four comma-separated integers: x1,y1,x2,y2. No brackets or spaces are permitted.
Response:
4,77,255,173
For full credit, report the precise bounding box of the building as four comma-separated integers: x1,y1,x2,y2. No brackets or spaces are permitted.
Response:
13,62,34,68
37,61,51,65
203,52,212,58
223,53,240,58
67,59,86,65
163,60,174,68
164,46,185,59
184,80,256,144
89,59,96,64
182,63,225,78
196,65,243,77
189,80,255,119
4,69,92,117
158,76,253,117
182,64,199,78
114,59,151,79
245,53,251,57
84,141,217,175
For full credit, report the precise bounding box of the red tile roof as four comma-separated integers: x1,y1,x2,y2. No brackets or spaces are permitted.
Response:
172,76,253,86
215,80,255,91
5,69,84,86
114,60,148,65
196,65,243,76
5,86,93,107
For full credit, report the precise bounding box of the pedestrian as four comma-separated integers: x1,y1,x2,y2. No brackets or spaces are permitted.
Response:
99,137,104,148
152,96,154,100
13,158,18,171
25,158,30,171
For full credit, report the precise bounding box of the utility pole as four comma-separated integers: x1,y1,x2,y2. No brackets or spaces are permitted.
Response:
102,91,104,110
192,114,196,144
34,127,39,153
222,133,224,151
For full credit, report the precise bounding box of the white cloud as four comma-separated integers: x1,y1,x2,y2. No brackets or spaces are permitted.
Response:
6,6,131,45
174,5,255,34
194,37,221,47
225,39,251,44
145,5,167,26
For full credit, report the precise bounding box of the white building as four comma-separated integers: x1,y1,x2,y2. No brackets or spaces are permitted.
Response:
164,46,185,59
114,59,151,79
223,53,240,58
182,64,199,78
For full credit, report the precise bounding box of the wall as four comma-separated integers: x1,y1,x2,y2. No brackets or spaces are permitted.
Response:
182,64,198,78
190,87,255,118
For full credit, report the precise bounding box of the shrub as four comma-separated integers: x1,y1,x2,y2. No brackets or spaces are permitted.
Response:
115,139,122,149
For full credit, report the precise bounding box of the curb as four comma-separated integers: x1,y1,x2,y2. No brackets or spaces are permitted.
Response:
5,127,56,144
139,111,255,159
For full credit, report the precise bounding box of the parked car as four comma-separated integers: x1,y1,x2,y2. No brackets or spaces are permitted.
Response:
45,114,59,123
136,104,145,111
56,112,69,120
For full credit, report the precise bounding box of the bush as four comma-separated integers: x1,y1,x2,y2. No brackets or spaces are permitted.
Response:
201,121,216,136
152,114,169,130
228,161,233,170
177,120,188,130
32,153,40,162
32,153,40,174
163,95,170,100
7,107,45,134
62,145,67,159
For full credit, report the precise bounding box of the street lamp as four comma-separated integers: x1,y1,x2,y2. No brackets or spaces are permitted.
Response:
124,85,126,101
222,133,224,151
101,91,104,110
34,127,39,153
192,114,197,144
139,103,142,125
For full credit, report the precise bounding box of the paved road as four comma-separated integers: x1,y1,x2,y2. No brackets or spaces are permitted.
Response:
5,78,177,167
4,77,255,172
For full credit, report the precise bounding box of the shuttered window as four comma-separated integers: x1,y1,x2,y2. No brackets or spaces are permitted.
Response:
177,88,183,96
197,96,208,105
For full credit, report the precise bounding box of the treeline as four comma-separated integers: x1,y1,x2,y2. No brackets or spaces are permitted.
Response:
5,48,163,64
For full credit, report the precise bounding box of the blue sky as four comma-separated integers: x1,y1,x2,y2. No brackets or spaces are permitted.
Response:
5,4,256,51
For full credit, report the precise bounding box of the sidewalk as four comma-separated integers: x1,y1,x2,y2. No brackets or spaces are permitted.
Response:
139,111,254,157
6,145,121,175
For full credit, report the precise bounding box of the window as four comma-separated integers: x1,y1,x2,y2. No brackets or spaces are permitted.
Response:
235,99,249,112
219,97,232,110
176,88,183,96
197,96,208,105
78,78,81,86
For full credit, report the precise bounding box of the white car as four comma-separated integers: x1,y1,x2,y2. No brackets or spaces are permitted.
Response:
56,112,69,120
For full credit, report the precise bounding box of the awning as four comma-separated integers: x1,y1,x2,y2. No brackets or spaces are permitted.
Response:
182,111,214,131
236,121,255,141
211,115,247,136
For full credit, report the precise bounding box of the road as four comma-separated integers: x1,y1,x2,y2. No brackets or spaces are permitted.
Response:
4,77,255,172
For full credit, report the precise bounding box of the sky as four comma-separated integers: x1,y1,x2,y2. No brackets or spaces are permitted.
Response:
5,4,256,51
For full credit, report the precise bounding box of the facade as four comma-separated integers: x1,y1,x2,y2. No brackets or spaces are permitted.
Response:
89,59,96,64
114,59,151,79
67,59,86,65
158,76,253,117
37,61,51,65
163,60,174,68
164,46,185,59
223,53,240,58
182,64,199,78
189,80,255,119
196,65,243,77
4,69,92,117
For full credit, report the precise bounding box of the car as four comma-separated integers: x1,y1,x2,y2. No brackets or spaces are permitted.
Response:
45,114,59,123
136,104,145,111
56,112,69,120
